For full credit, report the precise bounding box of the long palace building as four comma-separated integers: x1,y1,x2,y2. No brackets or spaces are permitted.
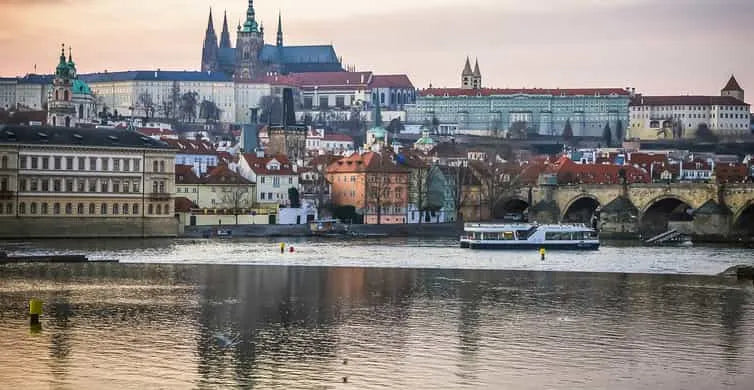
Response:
0,126,178,238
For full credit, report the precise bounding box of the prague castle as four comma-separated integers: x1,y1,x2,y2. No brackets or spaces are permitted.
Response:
200,0,343,79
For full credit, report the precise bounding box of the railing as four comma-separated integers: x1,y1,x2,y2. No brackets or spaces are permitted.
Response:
149,192,171,201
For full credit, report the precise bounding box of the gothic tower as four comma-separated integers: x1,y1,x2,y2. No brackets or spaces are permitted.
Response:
235,0,265,80
276,12,284,48
472,58,482,89
219,10,232,49
201,9,219,72
721,74,745,102
48,44,76,128
461,57,473,89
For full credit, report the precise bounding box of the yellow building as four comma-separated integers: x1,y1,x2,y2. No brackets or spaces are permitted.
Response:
0,125,178,237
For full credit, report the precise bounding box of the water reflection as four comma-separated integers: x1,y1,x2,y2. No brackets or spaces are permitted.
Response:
0,263,753,389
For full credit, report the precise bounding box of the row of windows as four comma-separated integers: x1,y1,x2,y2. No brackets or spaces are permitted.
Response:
18,155,142,172
633,105,747,111
1,201,172,216
16,177,141,193
259,192,287,201
259,176,294,187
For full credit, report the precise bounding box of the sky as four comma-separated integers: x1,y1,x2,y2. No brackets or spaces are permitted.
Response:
1,0,752,96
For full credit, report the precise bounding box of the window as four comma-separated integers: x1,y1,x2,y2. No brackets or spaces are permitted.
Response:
260,176,265,184
102,158,109,171
113,159,120,171
260,192,265,200
90,157,97,170
268,192,273,200
20,156,27,169
133,181,140,193
30,179,38,192
78,180,85,192
113,204,119,215
156,204,161,214
30,157,38,169
0,178,6,191
289,177,293,185
66,179,73,192
132,204,139,215
123,181,130,193
319,96,329,109
101,179,109,192
89,179,96,192
123,203,129,215
153,161,158,172
100,203,107,215
77,203,84,215
152,181,158,193
54,157,61,169
124,159,130,172
273,177,280,188
160,161,165,173
78,157,85,170
133,159,140,172
113,180,120,193
19,178,27,191
65,203,72,215
89,203,95,214
1,155,7,169
66,157,73,170
41,203,48,215
159,181,165,193
42,157,49,170
19,202,25,214
148,204,153,214
336,96,345,108
6,204,12,214
53,203,60,215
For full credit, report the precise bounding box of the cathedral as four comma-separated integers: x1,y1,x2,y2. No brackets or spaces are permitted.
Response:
201,1,343,80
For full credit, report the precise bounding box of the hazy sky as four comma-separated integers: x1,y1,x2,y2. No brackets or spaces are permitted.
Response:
1,0,752,96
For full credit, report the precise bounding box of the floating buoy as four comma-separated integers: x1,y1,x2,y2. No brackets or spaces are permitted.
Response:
289,246,295,253
279,242,285,254
539,248,546,261
29,298,42,325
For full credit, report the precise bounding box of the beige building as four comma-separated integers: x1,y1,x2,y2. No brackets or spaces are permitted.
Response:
0,125,178,238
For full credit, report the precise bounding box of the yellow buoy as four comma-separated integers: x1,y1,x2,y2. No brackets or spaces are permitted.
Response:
539,248,546,261
29,298,43,325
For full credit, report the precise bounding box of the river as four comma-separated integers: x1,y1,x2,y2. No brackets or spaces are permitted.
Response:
1,239,753,389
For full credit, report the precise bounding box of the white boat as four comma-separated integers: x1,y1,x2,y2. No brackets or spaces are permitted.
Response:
460,223,599,250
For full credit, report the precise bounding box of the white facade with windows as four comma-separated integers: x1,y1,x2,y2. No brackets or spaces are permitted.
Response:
629,97,750,139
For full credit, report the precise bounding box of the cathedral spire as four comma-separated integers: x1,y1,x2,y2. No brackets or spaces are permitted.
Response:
276,11,284,48
473,58,481,77
240,0,259,33
220,10,231,48
462,57,473,76
206,8,216,35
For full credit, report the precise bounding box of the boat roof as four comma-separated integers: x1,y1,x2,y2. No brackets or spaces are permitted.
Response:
464,223,594,232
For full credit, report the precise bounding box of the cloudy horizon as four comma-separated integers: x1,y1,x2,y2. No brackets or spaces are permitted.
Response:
1,0,752,96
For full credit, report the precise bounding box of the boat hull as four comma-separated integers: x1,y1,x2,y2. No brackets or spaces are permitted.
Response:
466,241,599,250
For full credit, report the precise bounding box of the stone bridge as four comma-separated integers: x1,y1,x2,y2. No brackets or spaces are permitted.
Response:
497,183,754,239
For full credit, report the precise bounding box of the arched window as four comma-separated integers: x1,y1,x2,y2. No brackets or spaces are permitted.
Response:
164,204,169,214
19,202,26,214
123,203,129,215
77,203,84,214
1,155,7,169
64,90,69,101
53,203,60,215
41,203,48,215
65,203,72,214
113,204,119,215
101,203,107,215
156,204,162,214
132,204,139,215
160,161,165,173
148,204,154,214
380,93,385,104
65,116,71,127
89,203,95,214
30,202,37,214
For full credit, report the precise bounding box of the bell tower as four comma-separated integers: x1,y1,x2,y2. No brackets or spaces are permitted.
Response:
48,44,76,128
235,0,265,80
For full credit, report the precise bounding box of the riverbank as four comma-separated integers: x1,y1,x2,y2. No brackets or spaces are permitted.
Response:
181,223,462,238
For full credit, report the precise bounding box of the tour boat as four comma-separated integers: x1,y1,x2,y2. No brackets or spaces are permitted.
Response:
460,223,599,250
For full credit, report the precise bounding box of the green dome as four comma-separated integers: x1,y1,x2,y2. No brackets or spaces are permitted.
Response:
72,79,91,95
415,136,435,145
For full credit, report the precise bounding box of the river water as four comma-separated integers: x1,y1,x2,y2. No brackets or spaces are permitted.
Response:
1,239,754,389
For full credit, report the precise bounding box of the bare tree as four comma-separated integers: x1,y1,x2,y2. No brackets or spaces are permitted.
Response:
510,121,528,139
471,161,521,221
199,100,221,123
443,164,473,223
180,91,199,122
408,165,429,224
136,91,155,120
169,81,181,121
220,178,253,225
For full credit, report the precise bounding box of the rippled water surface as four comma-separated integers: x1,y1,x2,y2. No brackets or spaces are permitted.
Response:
1,260,754,389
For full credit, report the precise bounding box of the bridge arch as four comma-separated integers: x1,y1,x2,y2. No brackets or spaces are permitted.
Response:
732,200,754,236
639,195,695,236
493,197,530,220
560,195,601,224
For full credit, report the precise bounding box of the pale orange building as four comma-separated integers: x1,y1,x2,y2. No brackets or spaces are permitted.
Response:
327,151,409,224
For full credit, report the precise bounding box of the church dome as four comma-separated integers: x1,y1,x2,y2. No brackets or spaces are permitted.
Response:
72,79,92,95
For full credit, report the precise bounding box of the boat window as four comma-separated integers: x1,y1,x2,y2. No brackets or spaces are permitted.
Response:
503,232,514,240
545,232,570,240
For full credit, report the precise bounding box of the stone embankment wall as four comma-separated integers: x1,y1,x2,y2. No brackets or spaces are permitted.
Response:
0,217,178,238
182,223,462,238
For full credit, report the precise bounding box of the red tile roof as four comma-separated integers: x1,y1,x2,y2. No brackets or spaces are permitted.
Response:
160,138,216,154
242,154,295,175
174,197,196,212
715,162,749,183
419,88,630,98
548,156,650,185
630,95,749,107
370,74,414,89
722,75,743,92
203,164,252,184
137,127,176,137
175,164,201,184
